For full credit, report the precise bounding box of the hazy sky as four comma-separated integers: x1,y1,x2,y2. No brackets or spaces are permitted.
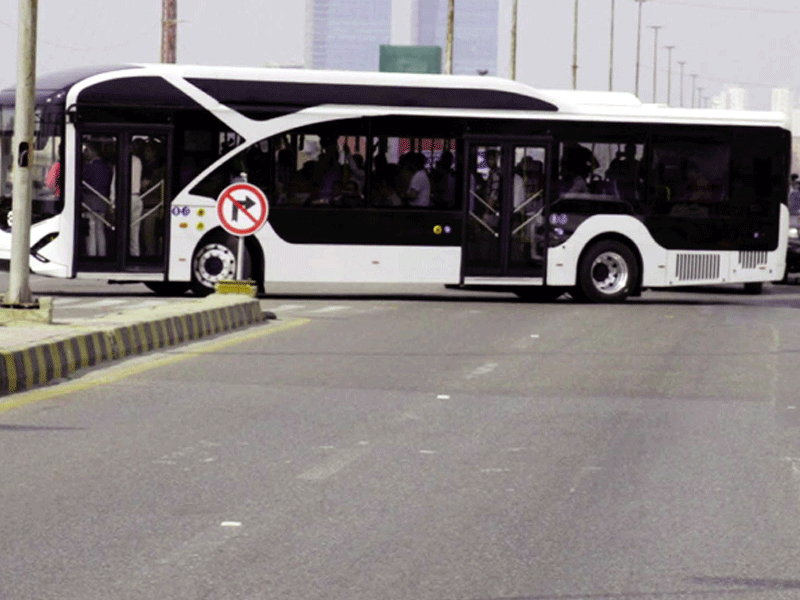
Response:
0,0,798,110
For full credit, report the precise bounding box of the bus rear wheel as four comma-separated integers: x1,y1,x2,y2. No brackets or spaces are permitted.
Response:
574,240,638,303
191,237,249,296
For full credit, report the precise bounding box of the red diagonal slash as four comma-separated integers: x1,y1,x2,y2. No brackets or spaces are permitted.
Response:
227,193,258,224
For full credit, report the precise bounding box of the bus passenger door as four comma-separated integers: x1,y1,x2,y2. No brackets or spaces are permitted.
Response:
463,140,551,280
75,129,171,274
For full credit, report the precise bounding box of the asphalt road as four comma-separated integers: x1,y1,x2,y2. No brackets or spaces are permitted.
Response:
3,281,800,599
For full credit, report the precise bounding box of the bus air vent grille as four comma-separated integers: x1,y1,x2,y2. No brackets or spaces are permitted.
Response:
737,251,768,270
675,253,721,281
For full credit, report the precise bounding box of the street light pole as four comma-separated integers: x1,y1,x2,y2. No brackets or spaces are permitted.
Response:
608,0,615,91
510,0,518,80
160,0,176,63
677,60,686,107
5,0,38,307
649,25,662,103
572,0,579,89
664,45,674,106
445,0,454,74
697,86,704,108
634,0,646,98
690,73,698,108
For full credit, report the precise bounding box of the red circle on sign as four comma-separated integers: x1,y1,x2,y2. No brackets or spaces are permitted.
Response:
216,183,269,236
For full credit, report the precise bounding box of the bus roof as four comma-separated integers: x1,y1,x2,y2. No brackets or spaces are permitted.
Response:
1,63,791,130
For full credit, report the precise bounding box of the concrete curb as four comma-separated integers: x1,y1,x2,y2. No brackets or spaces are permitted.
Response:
0,295,266,396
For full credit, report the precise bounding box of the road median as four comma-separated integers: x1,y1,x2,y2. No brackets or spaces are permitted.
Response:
0,294,267,396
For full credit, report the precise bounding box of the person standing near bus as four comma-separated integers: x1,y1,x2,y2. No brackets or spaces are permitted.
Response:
81,142,112,257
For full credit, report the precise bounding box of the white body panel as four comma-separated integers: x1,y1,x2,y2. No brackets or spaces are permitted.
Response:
0,65,789,294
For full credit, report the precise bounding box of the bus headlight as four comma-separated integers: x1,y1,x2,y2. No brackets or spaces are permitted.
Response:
31,232,58,262
790,226,799,239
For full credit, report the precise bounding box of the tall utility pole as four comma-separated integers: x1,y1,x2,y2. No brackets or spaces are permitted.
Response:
649,25,662,103
572,0,579,89
690,73,698,108
608,0,615,91
161,0,177,63
634,0,646,98
445,0,454,74
677,60,686,107
664,45,675,106
697,86,704,108
5,0,38,307
510,0,518,80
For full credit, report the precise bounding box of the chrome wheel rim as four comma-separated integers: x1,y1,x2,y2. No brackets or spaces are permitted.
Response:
193,243,236,289
590,251,629,295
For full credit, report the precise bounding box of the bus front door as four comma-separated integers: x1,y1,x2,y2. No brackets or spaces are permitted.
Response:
463,141,550,280
75,129,171,275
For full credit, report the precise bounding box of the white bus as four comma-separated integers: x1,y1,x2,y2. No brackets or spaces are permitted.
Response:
0,64,791,302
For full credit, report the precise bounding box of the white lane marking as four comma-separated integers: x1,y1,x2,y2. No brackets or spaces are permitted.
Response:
297,448,368,480
220,521,241,527
310,305,349,314
399,412,422,422
437,394,451,400
466,362,498,379
480,467,511,473
264,304,306,312
419,450,437,455
530,334,540,339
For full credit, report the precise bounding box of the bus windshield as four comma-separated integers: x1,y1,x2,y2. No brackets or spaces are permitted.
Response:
0,103,65,229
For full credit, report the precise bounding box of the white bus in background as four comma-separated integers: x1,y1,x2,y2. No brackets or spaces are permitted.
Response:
0,64,791,302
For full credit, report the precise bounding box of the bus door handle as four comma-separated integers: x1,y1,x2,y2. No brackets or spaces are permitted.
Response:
469,211,499,238
80,202,115,231
470,190,499,216
513,190,543,214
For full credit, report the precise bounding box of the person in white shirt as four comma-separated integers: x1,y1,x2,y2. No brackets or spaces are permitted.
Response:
404,153,430,207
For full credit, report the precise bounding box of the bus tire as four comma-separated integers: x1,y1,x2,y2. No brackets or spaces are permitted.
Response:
145,281,190,296
575,240,638,303
743,281,763,295
190,236,251,296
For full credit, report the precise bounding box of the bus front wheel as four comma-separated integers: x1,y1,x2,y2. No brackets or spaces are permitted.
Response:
574,240,638,303
191,237,250,296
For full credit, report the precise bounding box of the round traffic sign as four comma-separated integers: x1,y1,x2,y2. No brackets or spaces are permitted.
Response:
216,183,269,236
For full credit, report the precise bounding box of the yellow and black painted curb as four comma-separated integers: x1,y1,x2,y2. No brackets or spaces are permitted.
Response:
0,300,266,396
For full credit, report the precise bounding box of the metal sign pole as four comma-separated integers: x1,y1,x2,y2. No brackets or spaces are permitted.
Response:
236,235,245,281
5,0,37,306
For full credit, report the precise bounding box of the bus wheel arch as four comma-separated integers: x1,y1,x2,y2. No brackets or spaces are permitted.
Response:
573,234,642,303
190,229,264,296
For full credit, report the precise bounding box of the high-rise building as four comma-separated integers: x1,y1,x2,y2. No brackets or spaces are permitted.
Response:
304,0,392,71
304,0,499,75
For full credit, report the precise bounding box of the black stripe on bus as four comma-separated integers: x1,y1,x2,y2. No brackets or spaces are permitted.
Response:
185,79,559,113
